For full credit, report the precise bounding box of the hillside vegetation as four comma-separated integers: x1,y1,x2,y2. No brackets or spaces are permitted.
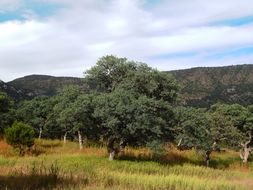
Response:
0,80,27,101
1,64,252,107
170,64,253,107
8,75,83,98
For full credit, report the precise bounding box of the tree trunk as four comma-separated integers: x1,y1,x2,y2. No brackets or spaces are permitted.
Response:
107,138,126,160
109,150,116,161
38,127,42,139
240,147,250,163
119,139,127,153
107,138,116,161
78,130,83,150
240,144,251,163
205,151,211,167
240,132,252,163
63,132,67,144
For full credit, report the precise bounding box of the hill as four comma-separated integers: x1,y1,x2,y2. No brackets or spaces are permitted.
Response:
7,75,83,98
1,65,253,107
0,80,28,100
169,64,253,107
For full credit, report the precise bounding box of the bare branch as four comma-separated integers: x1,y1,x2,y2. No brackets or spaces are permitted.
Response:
177,138,182,147
245,131,252,146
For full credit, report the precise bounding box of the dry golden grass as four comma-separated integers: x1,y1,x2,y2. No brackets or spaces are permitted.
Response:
0,139,252,190
0,140,16,157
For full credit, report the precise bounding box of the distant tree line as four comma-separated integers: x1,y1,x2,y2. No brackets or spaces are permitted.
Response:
0,55,252,165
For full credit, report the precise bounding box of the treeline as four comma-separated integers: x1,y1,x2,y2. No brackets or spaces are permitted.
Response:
0,55,252,165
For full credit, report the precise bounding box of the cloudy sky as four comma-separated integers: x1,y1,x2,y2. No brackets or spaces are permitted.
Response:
0,0,253,81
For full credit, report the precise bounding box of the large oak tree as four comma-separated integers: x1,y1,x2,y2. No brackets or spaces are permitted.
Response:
85,55,179,160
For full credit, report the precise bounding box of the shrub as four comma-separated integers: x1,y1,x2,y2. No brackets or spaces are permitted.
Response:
4,122,35,156
146,140,166,156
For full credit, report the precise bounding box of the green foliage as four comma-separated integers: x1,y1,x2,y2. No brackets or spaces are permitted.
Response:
175,107,213,151
0,92,11,113
53,86,83,119
58,92,98,140
118,64,179,103
4,121,35,155
175,106,241,165
86,56,179,156
84,55,137,92
94,88,175,147
16,96,53,138
0,92,14,135
53,85,87,139
210,103,253,148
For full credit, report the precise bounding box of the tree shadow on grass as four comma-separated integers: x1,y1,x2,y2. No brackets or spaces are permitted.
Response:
209,156,242,169
0,174,88,190
117,150,242,169
117,151,202,166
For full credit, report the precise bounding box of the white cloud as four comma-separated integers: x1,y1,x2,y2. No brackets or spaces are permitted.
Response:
0,0,253,81
0,0,21,12
148,24,253,54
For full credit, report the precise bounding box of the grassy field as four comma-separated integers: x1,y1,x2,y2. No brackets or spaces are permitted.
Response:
0,139,252,190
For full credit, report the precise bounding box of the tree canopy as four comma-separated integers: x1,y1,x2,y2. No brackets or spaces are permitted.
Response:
0,92,14,135
86,55,179,159
1,55,252,163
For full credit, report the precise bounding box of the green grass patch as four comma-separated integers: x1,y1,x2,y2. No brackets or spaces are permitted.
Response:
0,140,252,190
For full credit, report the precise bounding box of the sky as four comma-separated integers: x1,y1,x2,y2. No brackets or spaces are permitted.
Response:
0,0,253,81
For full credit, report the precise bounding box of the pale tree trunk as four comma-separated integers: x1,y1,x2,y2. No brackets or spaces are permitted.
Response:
240,146,251,163
63,132,68,144
78,130,83,150
205,142,216,167
240,133,252,163
107,138,126,161
40,117,49,140
38,127,42,139
107,138,116,161
109,151,116,161
177,138,182,147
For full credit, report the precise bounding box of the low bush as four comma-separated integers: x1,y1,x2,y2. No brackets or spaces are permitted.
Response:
4,122,35,156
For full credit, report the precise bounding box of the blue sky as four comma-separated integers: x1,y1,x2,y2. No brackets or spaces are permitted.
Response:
0,0,253,81
211,15,253,26
0,0,61,22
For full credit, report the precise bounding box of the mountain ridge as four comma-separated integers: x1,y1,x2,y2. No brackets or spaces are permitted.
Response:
1,64,253,107
168,64,253,107
7,75,83,98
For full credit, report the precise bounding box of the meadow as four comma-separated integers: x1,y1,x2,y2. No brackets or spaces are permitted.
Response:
0,139,252,190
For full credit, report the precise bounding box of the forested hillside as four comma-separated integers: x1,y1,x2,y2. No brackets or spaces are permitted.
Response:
169,64,253,107
0,80,27,100
8,75,83,98
1,64,253,107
